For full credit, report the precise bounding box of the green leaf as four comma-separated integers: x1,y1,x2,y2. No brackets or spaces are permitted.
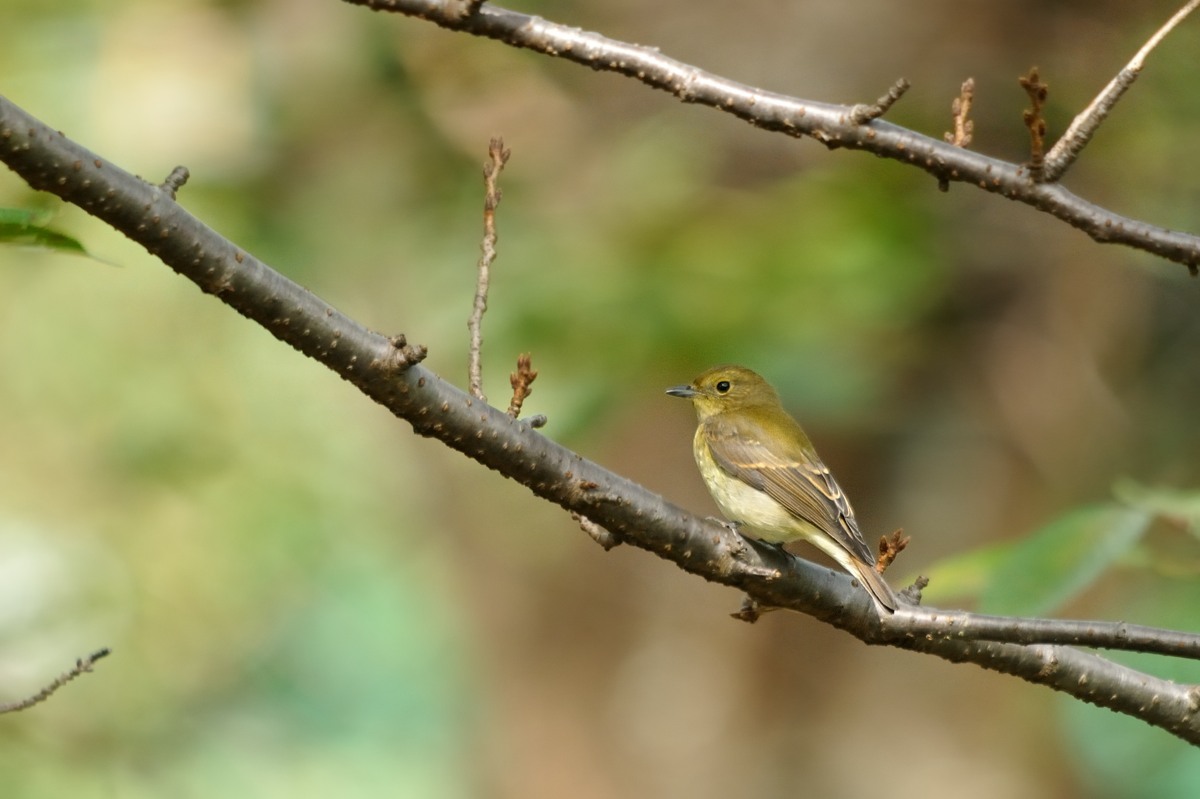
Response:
979,505,1152,616
912,539,1015,607
0,206,88,256
0,207,53,227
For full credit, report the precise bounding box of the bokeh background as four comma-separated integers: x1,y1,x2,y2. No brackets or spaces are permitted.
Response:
2,0,1200,796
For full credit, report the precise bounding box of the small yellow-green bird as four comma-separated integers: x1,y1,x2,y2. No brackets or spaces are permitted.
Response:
667,365,898,613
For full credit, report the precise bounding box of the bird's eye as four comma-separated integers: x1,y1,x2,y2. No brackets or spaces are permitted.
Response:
715,380,731,394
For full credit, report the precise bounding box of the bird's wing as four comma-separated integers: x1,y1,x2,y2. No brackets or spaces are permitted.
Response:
703,414,877,565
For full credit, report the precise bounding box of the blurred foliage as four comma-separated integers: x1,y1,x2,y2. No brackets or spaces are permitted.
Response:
924,503,1152,616
1062,575,1200,799
1,1,1199,798
0,207,89,259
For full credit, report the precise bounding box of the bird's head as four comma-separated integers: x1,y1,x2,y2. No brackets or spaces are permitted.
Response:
666,364,781,421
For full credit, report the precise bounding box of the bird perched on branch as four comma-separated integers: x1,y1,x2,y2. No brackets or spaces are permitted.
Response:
667,364,898,613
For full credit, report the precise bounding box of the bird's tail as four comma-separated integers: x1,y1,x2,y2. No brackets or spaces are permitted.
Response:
854,561,899,613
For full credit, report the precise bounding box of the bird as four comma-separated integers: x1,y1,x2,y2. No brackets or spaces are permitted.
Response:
667,364,898,613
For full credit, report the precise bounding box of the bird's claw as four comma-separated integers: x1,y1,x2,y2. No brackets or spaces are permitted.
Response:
728,538,783,580
705,517,781,579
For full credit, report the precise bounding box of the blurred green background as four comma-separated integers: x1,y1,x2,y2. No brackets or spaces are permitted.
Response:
2,1,1200,796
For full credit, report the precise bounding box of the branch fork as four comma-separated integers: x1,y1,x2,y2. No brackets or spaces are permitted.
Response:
341,0,1200,274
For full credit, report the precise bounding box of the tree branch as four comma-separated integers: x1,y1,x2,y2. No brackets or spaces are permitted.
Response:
342,0,1200,274
468,136,510,402
881,607,1200,659
1042,0,1200,181
0,649,110,714
5,93,1200,741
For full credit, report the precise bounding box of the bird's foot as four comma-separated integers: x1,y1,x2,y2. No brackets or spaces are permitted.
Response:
726,531,785,581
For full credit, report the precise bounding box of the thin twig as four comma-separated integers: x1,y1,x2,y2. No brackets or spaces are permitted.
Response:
876,529,910,573
1043,0,1200,182
389,333,428,369
939,78,975,190
847,78,911,125
1020,67,1049,181
159,166,190,199
571,511,623,550
467,137,511,402
506,353,538,418
732,595,777,622
0,649,111,714
944,78,975,148
899,575,929,606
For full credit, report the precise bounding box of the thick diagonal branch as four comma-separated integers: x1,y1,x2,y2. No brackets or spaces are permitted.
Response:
4,94,1200,743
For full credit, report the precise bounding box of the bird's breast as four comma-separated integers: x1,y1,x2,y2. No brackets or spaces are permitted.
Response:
692,432,812,543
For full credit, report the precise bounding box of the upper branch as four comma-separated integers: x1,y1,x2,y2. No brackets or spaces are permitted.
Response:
4,93,1200,742
344,0,1200,274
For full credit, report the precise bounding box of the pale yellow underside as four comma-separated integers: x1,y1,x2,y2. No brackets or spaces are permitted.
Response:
693,428,860,577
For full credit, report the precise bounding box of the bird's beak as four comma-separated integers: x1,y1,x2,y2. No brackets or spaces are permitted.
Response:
665,384,699,399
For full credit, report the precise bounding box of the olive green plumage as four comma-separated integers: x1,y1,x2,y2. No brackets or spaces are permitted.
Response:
667,365,898,613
